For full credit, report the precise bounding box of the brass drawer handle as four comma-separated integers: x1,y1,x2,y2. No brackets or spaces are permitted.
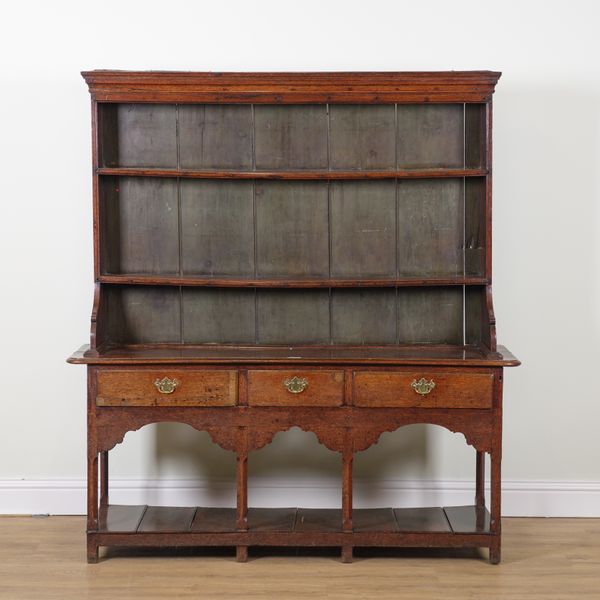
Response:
411,378,435,396
154,377,179,394
284,376,309,394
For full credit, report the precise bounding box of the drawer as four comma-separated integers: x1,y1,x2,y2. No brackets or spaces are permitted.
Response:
248,370,344,406
96,369,238,406
353,371,493,409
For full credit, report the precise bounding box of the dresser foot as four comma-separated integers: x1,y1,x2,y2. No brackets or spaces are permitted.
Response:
87,538,99,564
236,545,248,562
489,541,501,564
341,545,353,563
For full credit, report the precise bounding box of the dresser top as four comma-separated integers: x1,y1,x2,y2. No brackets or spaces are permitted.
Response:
81,70,502,103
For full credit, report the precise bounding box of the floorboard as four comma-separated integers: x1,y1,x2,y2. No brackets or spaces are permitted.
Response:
0,516,599,599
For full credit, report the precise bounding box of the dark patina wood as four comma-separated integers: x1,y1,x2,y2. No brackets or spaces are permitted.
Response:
71,70,518,564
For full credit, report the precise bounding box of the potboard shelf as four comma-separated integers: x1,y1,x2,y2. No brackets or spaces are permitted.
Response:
98,505,491,538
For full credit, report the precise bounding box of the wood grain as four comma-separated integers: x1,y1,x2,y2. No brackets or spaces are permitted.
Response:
4,516,600,599
353,370,493,408
330,180,396,278
255,181,329,278
82,70,502,103
69,343,520,367
137,506,196,532
105,285,181,344
182,288,256,344
178,104,253,169
180,180,255,277
254,105,328,169
101,176,179,275
97,167,488,179
96,369,238,406
397,104,464,168
394,507,452,532
247,370,344,406
256,289,330,344
329,104,396,170
331,289,397,344
100,104,177,168
397,179,463,277
396,287,463,345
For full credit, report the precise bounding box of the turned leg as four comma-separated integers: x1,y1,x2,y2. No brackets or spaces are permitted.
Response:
236,450,248,562
489,450,501,564
341,445,353,563
100,451,109,510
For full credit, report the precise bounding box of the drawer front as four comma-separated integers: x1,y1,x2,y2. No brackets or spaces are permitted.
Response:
353,371,493,409
96,369,238,406
248,370,344,406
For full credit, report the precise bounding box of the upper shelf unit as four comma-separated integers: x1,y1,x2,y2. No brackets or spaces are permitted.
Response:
97,103,487,172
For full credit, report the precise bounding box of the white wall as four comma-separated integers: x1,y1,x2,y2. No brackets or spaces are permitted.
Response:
1,0,599,516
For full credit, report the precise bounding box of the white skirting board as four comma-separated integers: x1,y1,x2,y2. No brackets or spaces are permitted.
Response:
1,478,599,517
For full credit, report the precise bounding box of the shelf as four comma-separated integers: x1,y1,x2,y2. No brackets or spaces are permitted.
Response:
98,275,489,288
69,343,520,367
97,167,488,180
99,505,491,545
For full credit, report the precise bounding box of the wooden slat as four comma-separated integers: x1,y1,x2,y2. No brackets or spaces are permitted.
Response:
248,508,297,532
190,507,236,532
397,104,464,168
397,287,464,345
295,509,342,533
102,177,179,275
329,105,396,170
190,508,297,532
330,180,396,278
256,289,330,344
331,289,397,344
465,177,486,277
138,506,196,532
397,179,464,278
99,104,177,168
98,505,146,532
97,167,488,179
105,285,181,344
182,288,256,344
254,105,328,169
178,105,253,169
394,507,452,532
353,508,398,532
444,505,491,534
255,181,329,278
180,180,255,277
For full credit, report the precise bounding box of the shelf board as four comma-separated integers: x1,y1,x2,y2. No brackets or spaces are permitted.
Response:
68,343,520,367
98,274,489,288
99,505,490,535
97,167,488,180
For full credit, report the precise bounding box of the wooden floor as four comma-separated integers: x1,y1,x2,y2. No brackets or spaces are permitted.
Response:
0,517,598,599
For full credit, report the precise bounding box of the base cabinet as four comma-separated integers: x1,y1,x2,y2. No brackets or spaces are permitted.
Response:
86,363,504,564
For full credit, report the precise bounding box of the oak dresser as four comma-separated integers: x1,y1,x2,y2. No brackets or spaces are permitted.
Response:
69,71,519,563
